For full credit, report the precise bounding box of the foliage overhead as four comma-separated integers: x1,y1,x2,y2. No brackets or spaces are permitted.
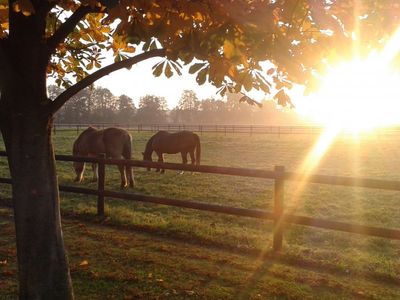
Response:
1,0,398,107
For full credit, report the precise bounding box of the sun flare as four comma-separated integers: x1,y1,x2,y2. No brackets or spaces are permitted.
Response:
285,27,400,214
295,28,400,133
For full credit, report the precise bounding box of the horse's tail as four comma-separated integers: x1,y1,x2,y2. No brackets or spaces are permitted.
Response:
195,134,201,165
122,133,132,160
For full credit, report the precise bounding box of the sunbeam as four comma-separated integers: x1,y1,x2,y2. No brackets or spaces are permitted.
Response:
285,25,400,223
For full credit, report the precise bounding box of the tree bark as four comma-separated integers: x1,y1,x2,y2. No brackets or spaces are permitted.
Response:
0,111,74,299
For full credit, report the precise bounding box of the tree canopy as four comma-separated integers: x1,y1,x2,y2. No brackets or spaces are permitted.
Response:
3,0,396,109
1,1,397,108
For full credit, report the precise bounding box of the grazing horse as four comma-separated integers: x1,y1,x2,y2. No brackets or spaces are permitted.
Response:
72,127,135,188
142,130,201,173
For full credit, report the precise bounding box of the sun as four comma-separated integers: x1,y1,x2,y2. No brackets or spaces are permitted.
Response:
283,27,400,212
295,30,400,133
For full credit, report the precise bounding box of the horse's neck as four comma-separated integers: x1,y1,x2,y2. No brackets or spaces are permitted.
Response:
144,135,155,155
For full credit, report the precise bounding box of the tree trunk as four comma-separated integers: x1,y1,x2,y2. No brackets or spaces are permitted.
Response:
1,112,74,299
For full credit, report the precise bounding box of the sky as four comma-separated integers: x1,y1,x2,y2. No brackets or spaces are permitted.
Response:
95,57,224,109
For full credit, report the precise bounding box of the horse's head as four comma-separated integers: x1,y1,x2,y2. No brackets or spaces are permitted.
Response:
142,151,152,171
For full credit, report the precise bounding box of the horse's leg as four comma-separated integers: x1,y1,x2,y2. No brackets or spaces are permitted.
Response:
118,163,128,188
189,150,196,175
179,151,188,174
73,161,85,182
91,163,98,182
126,165,135,188
189,150,195,164
108,148,128,188
156,152,165,174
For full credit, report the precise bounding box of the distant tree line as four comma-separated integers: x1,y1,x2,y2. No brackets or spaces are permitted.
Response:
49,85,305,125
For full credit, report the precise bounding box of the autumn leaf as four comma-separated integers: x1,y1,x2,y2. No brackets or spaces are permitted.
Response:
196,67,208,85
164,62,173,78
79,260,89,267
188,62,207,74
12,0,35,16
239,95,262,108
223,40,237,59
274,89,294,108
152,61,165,77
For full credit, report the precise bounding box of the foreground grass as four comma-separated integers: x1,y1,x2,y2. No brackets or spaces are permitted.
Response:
1,131,400,298
1,208,400,299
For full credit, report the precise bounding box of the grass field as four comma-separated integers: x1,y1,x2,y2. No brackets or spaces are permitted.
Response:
1,130,400,298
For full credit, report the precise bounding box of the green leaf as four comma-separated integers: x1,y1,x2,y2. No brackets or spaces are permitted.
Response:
149,40,158,50
142,40,151,51
274,89,294,108
152,61,164,77
189,62,207,74
86,62,94,70
239,95,262,108
196,67,208,85
170,61,182,76
243,73,253,92
164,63,173,78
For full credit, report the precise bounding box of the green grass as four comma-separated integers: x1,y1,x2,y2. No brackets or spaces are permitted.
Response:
1,209,399,299
1,130,400,298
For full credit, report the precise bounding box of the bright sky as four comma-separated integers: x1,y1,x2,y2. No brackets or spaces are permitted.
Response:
96,57,224,109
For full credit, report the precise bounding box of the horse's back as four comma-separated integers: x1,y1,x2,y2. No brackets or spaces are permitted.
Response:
103,127,131,142
73,127,105,155
152,130,198,153
102,127,132,158
74,127,131,157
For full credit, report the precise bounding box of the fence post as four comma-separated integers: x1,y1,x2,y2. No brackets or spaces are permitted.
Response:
273,165,285,252
97,154,106,217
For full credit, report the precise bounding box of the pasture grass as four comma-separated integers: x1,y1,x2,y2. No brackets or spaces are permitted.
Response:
1,130,400,298
1,209,400,299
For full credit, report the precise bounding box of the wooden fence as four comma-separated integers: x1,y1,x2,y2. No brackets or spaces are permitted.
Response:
52,123,400,136
1,151,400,252
53,123,324,135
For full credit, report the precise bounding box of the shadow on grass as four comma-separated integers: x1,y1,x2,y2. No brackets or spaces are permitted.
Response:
1,198,399,290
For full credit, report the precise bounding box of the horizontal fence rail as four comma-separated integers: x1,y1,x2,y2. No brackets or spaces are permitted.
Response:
52,123,400,136
1,151,400,251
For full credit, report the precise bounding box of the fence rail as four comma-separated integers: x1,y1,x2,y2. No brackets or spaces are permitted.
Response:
54,123,326,135
52,123,400,136
1,151,400,251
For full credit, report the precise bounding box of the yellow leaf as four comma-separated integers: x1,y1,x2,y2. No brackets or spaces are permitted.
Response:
79,260,89,266
193,12,204,21
12,0,35,16
124,46,136,53
86,62,93,70
223,40,235,59
228,65,237,78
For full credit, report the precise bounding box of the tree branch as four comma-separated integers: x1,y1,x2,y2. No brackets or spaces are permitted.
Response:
48,48,166,114
47,5,98,56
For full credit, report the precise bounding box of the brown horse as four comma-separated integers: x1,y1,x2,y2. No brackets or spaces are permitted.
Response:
142,130,201,173
73,127,135,188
